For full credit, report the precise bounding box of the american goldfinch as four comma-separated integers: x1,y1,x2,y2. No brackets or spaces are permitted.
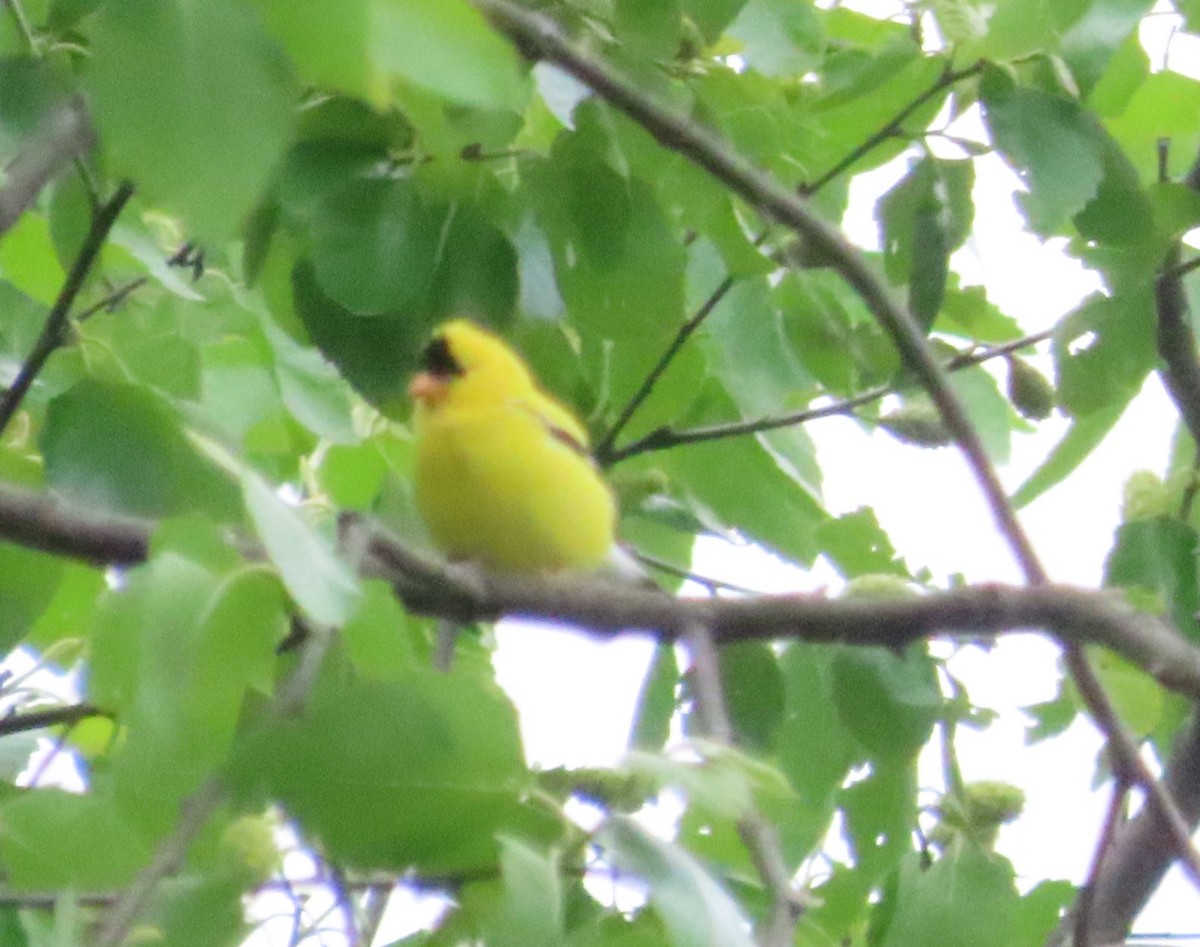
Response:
408,319,617,572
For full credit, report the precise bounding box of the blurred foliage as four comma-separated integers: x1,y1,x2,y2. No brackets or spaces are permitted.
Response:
0,0,1196,944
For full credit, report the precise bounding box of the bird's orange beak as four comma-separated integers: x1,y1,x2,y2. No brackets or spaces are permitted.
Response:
408,372,450,406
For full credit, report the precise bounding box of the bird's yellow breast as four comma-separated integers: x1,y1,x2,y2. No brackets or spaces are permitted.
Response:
413,398,616,572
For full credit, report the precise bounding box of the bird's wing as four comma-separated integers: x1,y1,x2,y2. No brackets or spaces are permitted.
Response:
511,392,593,458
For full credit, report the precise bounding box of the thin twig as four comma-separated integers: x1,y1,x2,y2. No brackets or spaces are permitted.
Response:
75,276,149,323
0,179,134,437
1073,779,1130,947
606,327,1055,463
359,883,393,947
596,274,736,463
634,550,766,595
92,775,228,947
682,620,803,946
1085,713,1200,943
0,702,107,737
800,60,986,197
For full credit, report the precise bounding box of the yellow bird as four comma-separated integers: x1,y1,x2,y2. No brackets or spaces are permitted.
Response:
408,319,617,572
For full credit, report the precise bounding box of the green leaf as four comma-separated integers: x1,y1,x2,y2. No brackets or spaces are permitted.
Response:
89,542,284,831
265,320,357,444
1092,651,1163,737
775,268,897,396
317,442,387,510
1105,516,1200,644
680,0,750,42
0,544,63,652
662,379,826,565
778,644,858,808
957,0,1058,62
264,0,371,98
108,220,205,302
840,760,917,878
370,0,527,110
1013,881,1076,945
1072,134,1154,250
1055,292,1155,417
817,507,907,578
231,667,529,872
40,379,240,519
292,260,429,411
0,908,26,947
1059,0,1155,99
949,365,1014,465
23,562,105,651
1011,397,1126,508
484,837,564,947
1107,71,1200,182
936,280,1023,344
701,276,821,485
768,643,858,863
713,642,786,751
596,816,756,947
427,205,519,327
980,68,1107,235
242,469,360,625
728,0,823,77
310,177,442,315
629,643,679,752
616,0,683,60
1086,30,1148,116
0,212,64,305
880,157,974,333
832,644,940,763
143,874,248,947
86,0,295,239
341,579,426,679
0,789,151,888
876,845,1021,947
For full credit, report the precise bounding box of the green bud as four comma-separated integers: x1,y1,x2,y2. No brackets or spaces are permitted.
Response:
879,404,953,447
1006,356,1055,420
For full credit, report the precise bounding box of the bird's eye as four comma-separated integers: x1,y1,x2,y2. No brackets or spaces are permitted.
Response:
422,335,464,377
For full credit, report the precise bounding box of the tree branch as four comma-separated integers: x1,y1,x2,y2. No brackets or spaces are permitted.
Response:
0,179,134,437
3,483,1200,703
0,480,151,565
